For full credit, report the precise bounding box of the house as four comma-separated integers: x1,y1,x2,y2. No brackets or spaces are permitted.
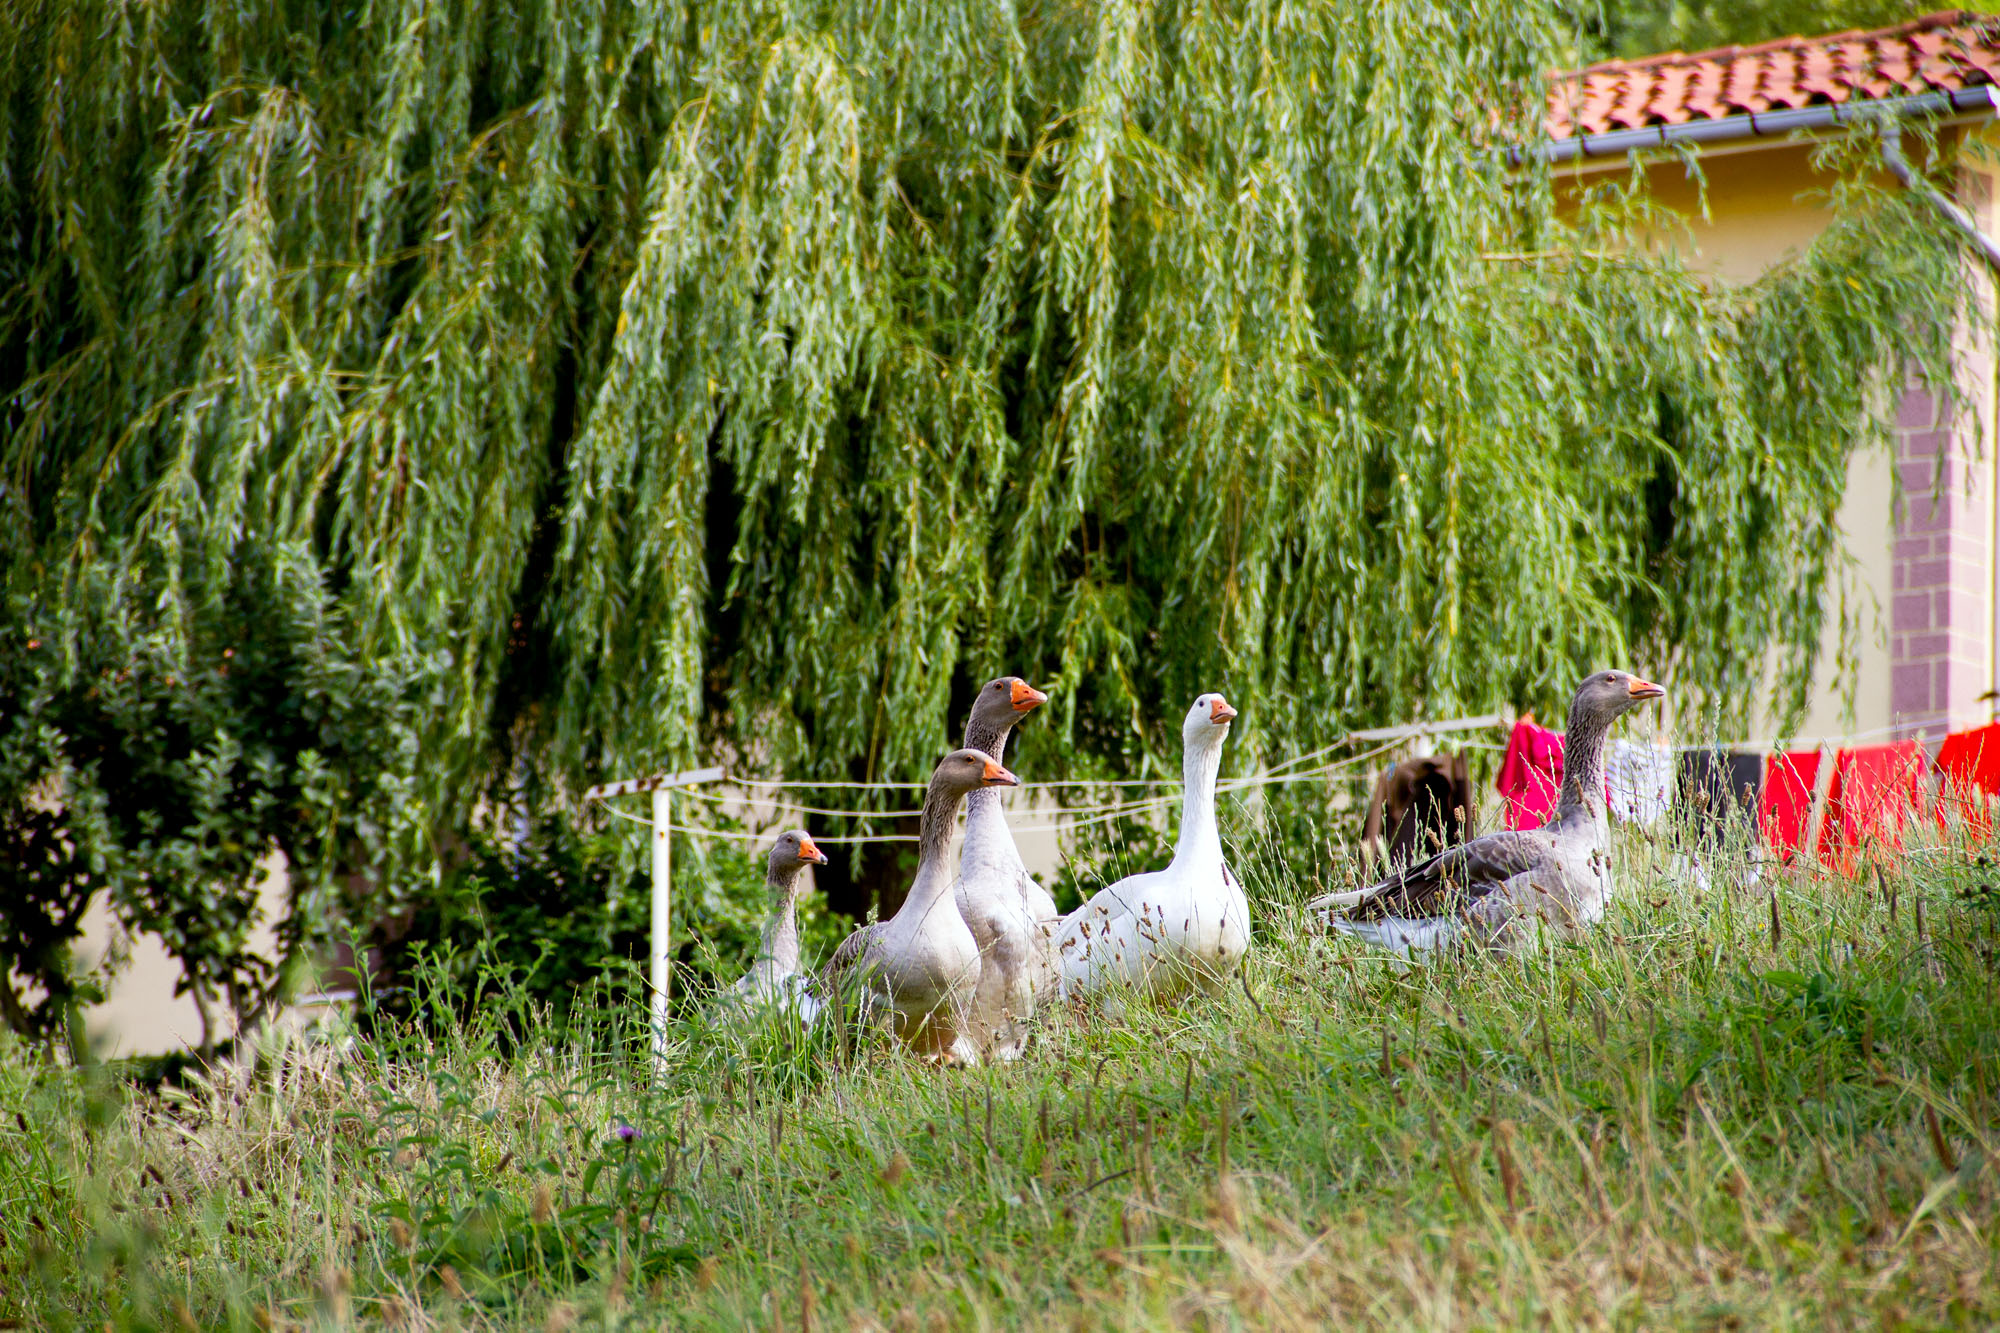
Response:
1546,9,2000,746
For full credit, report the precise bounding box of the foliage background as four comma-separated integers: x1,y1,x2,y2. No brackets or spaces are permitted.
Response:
0,0,1971,1035
1570,0,1938,62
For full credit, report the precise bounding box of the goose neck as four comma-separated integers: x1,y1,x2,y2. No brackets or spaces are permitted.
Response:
759,868,803,973
963,718,1015,822
906,779,969,907
1173,735,1226,863
1557,704,1613,820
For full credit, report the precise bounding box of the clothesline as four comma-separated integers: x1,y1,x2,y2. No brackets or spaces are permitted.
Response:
1484,712,1962,756
606,738,1410,846
602,775,1323,845
712,727,1448,794
671,739,1407,825
595,707,1987,849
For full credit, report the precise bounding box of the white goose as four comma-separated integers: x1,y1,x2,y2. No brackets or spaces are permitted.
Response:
1055,693,1250,1002
956,675,1052,1059
724,829,827,1023
823,749,1019,1063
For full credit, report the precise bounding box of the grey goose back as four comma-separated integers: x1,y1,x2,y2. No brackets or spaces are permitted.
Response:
1308,670,1665,955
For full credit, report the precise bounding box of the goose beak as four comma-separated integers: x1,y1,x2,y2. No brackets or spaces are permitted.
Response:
982,759,1020,787
1011,680,1049,712
1209,696,1238,724
1628,676,1666,701
797,834,828,866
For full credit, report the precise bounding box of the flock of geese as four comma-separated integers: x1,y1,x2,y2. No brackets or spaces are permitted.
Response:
725,669,1665,1064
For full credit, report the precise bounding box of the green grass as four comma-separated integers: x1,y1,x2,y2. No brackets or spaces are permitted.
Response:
6,825,2000,1330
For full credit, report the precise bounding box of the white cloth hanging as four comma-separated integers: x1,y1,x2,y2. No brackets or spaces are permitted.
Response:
1606,739,1674,826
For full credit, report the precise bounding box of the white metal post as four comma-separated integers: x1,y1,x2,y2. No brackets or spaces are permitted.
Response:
650,784,672,1067
586,765,723,1077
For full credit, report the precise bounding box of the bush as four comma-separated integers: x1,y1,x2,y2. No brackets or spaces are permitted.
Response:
372,819,849,1025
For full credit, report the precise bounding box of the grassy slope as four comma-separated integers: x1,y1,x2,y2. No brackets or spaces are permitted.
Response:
5,827,2000,1331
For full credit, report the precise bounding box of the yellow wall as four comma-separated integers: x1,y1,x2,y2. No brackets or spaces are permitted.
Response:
1559,126,1996,745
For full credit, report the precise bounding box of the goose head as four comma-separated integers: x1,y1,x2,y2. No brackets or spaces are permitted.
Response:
766,829,828,894
933,747,1021,795
1570,669,1666,726
968,676,1049,734
1182,692,1238,746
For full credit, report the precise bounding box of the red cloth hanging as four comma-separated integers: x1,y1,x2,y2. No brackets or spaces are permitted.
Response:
1496,718,1565,831
1758,750,1821,863
1934,721,2000,839
1818,742,1925,873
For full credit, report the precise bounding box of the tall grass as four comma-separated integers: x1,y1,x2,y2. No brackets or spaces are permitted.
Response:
5,812,1999,1330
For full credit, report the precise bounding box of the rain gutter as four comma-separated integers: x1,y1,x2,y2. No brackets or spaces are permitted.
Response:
1536,83,1998,163
1526,83,2000,273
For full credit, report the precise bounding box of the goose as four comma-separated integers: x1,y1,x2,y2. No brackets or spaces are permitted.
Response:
724,829,828,1022
956,675,1052,1059
1055,693,1250,1002
1308,670,1665,955
823,749,1019,1063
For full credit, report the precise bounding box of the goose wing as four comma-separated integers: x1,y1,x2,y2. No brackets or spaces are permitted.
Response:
821,922,884,988
1311,830,1551,921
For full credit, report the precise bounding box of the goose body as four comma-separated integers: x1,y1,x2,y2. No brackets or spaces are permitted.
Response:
956,677,1053,1059
724,829,828,1024
1309,670,1665,955
1056,694,1250,1002
824,750,1018,1063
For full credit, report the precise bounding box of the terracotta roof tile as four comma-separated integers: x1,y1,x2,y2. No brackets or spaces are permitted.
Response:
1647,63,1696,123
1686,58,1729,119
1611,65,1656,127
1762,48,1809,108
1727,52,1773,111
1547,9,2000,139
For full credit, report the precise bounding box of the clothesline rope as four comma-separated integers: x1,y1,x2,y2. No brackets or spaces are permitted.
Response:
605,782,1304,845
669,740,1407,825
604,737,1411,845
1496,712,1964,755
596,710,1984,848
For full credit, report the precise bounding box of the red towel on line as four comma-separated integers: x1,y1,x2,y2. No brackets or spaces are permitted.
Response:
1759,750,1821,863
1818,741,1924,874
1496,719,1565,831
1935,721,2000,840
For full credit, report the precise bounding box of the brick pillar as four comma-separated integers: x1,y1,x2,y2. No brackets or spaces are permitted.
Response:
1890,160,2000,743
1891,382,1991,742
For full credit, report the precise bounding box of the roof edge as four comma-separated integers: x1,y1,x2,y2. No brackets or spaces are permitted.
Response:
1550,8,1981,81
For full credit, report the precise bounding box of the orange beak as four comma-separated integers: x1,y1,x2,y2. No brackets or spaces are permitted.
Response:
1209,696,1238,724
1010,679,1049,712
1628,676,1666,701
797,834,828,865
981,759,1021,787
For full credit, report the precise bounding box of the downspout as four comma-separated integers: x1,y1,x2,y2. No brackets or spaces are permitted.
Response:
1877,121,2000,276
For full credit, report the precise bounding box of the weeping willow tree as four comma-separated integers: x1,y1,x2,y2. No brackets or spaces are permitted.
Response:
0,0,1969,1035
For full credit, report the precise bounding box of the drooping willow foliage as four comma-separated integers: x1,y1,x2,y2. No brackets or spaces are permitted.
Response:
0,0,1969,1034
